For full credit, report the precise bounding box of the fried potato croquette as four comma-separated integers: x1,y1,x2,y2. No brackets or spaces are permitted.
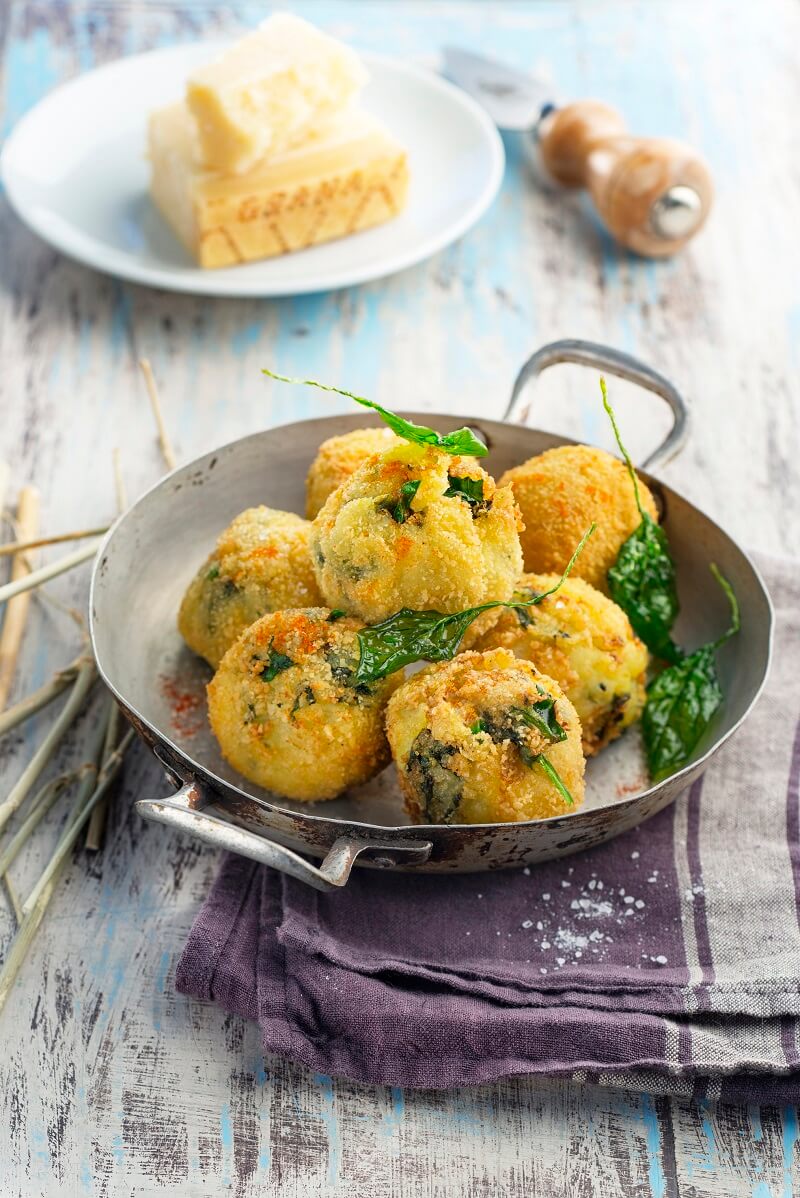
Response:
178,507,323,668
465,574,648,755
207,608,403,801
310,442,523,623
305,426,400,519
386,648,585,824
499,444,658,592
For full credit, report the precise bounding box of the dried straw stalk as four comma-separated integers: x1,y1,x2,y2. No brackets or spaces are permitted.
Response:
0,487,40,712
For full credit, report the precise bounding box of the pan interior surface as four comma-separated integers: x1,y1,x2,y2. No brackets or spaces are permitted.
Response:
91,412,771,832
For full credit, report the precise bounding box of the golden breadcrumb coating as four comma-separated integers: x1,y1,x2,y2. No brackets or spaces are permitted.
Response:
499,444,658,592
305,426,400,519
385,648,585,824
465,574,648,755
207,607,402,802
310,442,523,623
178,506,322,668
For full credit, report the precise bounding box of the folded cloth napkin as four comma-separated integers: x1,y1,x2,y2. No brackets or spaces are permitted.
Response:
177,554,800,1102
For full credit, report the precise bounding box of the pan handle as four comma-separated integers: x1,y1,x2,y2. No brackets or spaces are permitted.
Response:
135,782,432,893
503,339,688,470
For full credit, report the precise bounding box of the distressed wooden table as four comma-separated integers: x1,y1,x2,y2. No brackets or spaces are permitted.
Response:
1,1,799,1194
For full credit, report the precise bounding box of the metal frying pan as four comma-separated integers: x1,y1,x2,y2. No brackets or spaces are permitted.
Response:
89,341,772,892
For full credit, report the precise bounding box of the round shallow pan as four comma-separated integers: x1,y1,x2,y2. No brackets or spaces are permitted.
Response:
89,341,772,891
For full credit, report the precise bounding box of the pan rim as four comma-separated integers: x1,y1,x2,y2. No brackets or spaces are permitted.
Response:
89,410,775,835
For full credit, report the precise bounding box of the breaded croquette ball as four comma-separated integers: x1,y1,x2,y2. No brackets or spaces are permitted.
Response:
178,507,323,668
310,442,523,623
465,574,648,756
305,426,400,519
385,648,585,824
499,444,658,592
207,608,403,802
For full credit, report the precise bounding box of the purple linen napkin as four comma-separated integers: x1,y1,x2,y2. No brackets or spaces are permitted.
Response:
177,554,800,1101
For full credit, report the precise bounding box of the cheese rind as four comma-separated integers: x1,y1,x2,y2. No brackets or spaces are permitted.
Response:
148,103,409,268
186,13,369,174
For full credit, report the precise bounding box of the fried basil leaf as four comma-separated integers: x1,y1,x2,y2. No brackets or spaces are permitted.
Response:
263,370,487,458
601,378,681,663
642,564,740,782
353,607,482,683
642,646,721,782
379,479,421,523
608,513,682,664
353,525,596,685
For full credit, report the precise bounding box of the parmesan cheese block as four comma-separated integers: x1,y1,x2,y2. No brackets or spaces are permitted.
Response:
148,103,409,269
186,13,369,174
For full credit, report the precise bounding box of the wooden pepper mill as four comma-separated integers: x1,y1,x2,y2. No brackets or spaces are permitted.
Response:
537,100,713,257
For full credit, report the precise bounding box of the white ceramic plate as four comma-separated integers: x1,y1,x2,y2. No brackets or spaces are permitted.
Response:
0,42,504,297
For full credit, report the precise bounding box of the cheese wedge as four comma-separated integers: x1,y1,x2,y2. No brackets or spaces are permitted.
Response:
148,103,409,269
186,13,369,175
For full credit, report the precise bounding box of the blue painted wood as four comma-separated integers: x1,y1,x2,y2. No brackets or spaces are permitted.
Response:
0,1,798,1194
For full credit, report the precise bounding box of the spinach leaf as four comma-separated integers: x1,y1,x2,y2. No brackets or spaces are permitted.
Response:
509,699,568,743
534,755,575,806
478,709,574,804
474,710,533,765
327,609,347,621
205,563,220,581
262,369,487,458
443,475,487,509
324,647,373,700
511,586,538,628
291,685,316,717
478,702,566,760
379,479,421,524
353,524,595,684
642,564,740,781
608,514,682,664
407,730,463,823
470,719,487,735
601,378,681,663
258,644,294,682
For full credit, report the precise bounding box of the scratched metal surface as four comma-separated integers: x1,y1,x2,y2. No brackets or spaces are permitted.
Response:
1,0,799,1195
